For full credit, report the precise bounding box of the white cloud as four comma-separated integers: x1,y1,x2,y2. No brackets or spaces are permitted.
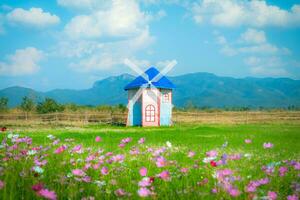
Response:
240,28,266,44
0,47,44,76
64,0,149,39
67,28,155,72
215,29,290,56
192,0,300,27
244,56,289,76
57,0,157,72
57,0,110,10
7,7,60,27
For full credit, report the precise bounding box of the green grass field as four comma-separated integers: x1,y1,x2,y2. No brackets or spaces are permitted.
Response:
0,124,300,199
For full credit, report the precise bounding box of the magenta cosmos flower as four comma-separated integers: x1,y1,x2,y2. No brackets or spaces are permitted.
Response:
287,194,298,200
95,136,101,142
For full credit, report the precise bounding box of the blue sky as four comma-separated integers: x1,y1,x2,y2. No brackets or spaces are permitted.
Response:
0,0,300,91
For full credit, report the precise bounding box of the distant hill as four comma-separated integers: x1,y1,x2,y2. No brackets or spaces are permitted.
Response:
1,72,300,108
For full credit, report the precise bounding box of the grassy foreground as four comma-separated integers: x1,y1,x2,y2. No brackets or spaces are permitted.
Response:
0,124,299,199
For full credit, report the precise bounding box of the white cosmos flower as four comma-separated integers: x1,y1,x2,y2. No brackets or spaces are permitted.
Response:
166,141,172,148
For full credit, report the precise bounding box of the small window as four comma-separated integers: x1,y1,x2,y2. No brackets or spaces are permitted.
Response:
145,104,155,122
163,93,170,103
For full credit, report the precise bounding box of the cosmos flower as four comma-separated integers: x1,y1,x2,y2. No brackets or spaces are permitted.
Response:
245,139,252,144
139,167,147,176
279,166,288,177
114,188,126,197
95,136,102,142
138,138,145,144
0,180,4,189
228,188,240,197
263,142,274,149
72,169,85,177
287,195,298,200
156,156,166,168
138,187,151,197
38,189,57,200
188,151,195,158
210,161,217,167
206,150,218,158
54,145,66,154
166,141,172,148
159,170,170,181
32,183,44,192
101,167,109,175
180,168,189,174
139,177,151,187
268,191,277,200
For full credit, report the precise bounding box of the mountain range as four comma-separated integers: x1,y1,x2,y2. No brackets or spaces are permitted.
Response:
1,72,300,108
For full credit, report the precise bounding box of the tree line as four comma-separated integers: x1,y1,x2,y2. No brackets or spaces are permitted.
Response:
0,97,127,114
0,96,300,115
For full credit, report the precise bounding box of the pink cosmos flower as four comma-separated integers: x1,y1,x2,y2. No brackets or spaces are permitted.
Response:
139,177,151,187
188,151,195,158
0,180,4,189
114,188,126,197
228,154,241,160
95,136,101,142
245,139,252,144
263,142,274,149
180,168,189,174
138,138,145,144
268,191,277,200
54,145,66,154
72,145,82,153
138,187,151,197
72,169,85,177
279,166,288,177
139,167,147,176
159,170,170,181
206,150,218,157
156,156,166,168
228,188,240,197
287,195,298,200
294,162,300,170
101,167,109,175
112,154,125,163
118,143,125,148
38,189,57,200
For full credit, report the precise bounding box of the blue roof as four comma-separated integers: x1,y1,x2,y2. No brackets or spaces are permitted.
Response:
124,67,175,90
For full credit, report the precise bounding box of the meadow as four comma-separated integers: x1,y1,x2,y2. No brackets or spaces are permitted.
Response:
0,123,299,199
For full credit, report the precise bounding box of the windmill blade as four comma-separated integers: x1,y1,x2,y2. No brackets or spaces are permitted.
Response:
146,84,163,103
124,58,149,82
127,84,146,108
150,60,177,83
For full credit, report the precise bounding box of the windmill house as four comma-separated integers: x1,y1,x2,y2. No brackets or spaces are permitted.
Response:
124,67,175,126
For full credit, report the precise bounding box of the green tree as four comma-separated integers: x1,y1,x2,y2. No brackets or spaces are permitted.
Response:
36,98,64,114
0,97,9,112
20,96,35,120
